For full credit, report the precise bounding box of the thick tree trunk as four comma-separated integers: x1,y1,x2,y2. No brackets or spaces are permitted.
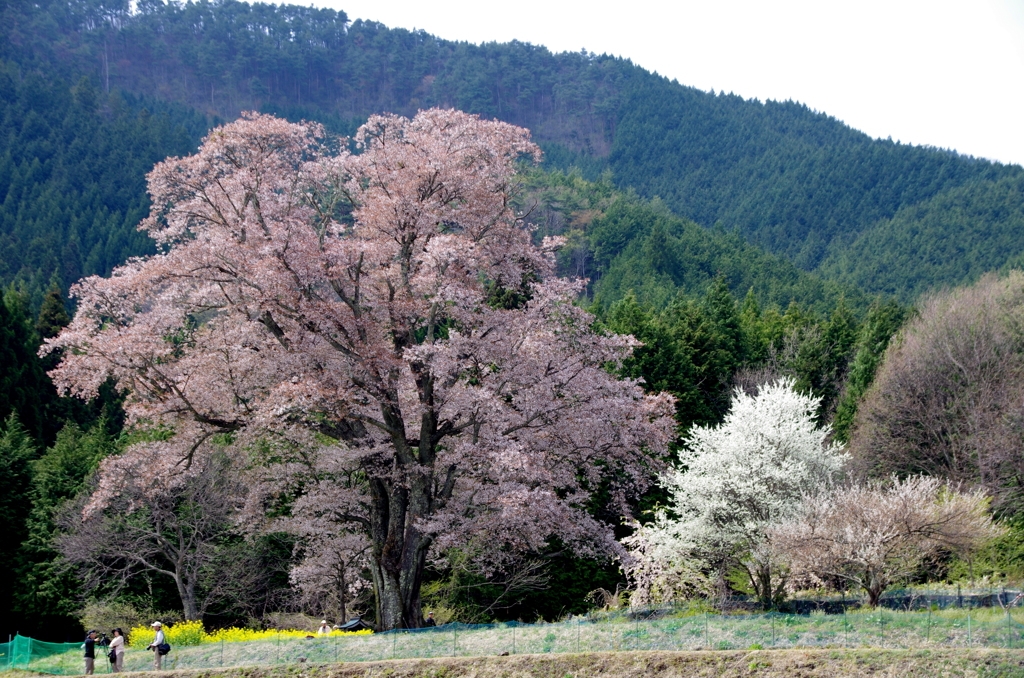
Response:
365,365,447,630
174,572,200,621
368,468,434,630
750,562,778,610
369,528,430,629
754,566,770,610
865,570,884,608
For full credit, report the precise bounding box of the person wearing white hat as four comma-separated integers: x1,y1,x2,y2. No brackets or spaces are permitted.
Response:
316,620,331,636
146,622,165,670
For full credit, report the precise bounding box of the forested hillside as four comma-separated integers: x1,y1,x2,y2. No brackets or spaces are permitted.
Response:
608,78,1020,272
523,169,859,312
819,173,1024,299
4,0,1022,302
0,65,209,308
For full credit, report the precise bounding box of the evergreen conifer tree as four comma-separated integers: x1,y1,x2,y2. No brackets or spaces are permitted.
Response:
832,300,908,441
0,288,52,441
0,414,38,632
36,281,71,340
14,421,114,626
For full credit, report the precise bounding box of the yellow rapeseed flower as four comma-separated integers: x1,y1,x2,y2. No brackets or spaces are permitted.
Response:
128,621,370,647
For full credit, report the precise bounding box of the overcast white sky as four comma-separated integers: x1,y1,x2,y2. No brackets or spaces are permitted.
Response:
307,0,1024,167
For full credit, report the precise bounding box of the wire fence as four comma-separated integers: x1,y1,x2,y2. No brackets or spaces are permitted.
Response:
6,607,1024,674
589,587,1024,619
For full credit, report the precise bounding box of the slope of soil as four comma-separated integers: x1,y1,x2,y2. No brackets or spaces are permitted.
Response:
10,649,1024,678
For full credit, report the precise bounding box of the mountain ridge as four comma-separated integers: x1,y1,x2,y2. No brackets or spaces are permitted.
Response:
2,0,1022,303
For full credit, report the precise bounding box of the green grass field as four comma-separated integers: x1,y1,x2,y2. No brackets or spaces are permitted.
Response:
8,608,1024,675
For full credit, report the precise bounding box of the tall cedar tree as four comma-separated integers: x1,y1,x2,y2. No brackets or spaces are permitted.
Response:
14,421,113,629
0,290,52,441
36,283,71,340
0,415,38,633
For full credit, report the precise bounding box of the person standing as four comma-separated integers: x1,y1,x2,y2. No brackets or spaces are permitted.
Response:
83,630,98,675
146,621,165,670
316,620,331,636
108,628,125,672
423,612,436,627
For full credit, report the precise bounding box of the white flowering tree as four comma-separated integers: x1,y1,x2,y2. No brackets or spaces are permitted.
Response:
770,476,1002,606
625,379,847,608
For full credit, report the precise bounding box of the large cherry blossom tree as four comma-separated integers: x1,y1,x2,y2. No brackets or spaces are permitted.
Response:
46,110,675,629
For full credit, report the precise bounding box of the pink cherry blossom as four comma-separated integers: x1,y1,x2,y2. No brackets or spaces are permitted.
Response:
46,110,676,629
